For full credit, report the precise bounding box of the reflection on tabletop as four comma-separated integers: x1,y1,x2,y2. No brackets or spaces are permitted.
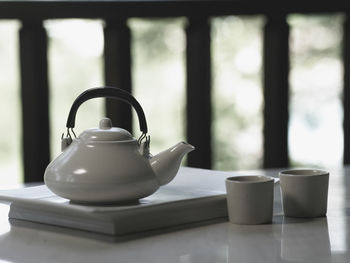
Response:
0,167,349,263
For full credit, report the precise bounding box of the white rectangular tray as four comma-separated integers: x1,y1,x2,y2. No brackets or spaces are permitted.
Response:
0,167,232,236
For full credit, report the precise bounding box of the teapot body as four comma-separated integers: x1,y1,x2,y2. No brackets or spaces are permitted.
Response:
44,87,194,204
44,139,160,203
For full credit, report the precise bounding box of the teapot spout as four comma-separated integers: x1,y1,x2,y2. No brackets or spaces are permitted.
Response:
150,142,195,186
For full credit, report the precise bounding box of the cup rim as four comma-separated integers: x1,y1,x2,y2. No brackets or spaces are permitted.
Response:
226,175,274,183
279,169,329,177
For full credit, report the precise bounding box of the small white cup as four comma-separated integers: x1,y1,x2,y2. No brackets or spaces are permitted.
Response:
225,175,274,225
279,169,329,218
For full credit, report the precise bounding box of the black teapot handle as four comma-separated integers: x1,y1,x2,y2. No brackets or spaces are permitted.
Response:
66,86,148,134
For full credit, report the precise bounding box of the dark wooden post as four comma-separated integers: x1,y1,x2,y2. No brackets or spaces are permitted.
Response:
263,14,290,168
19,19,50,182
103,18,132,131
343,15,350,164
186,16,212,169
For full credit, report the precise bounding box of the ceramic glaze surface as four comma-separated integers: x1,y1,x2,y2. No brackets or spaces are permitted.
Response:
44,118,194,203
279,169,329,218
45,140,159,202
45,129,159,202
2,167,350,262
226,176,274,224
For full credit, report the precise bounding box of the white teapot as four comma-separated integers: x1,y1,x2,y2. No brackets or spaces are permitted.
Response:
44,87,194,204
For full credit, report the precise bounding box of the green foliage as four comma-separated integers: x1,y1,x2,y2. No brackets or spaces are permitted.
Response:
211,16,264,170
288,14,344,168
0,20,22,185
129,18,186,154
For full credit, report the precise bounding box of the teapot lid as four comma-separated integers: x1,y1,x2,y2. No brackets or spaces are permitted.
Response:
79,118,134,142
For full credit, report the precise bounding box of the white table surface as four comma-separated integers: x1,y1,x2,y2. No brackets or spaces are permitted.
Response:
0,167,349,263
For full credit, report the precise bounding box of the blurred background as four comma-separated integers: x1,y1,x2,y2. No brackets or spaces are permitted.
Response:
0,13,344,187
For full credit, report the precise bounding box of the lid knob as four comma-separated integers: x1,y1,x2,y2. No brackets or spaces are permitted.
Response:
99,118,113,130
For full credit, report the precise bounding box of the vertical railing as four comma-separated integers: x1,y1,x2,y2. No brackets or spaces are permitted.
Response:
8,3,350,182
15,13,300,181
186,16,212,169
104,18,132,131
19,19,50,182
263,13,290,168
343,15,350,164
